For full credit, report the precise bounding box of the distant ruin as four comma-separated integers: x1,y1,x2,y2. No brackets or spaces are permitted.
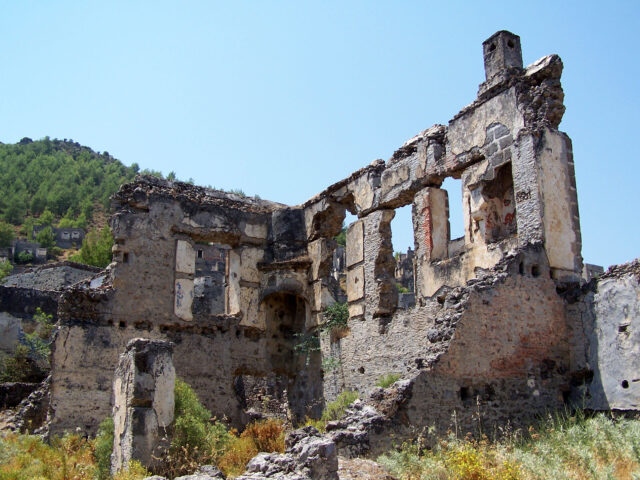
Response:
45,31,638,444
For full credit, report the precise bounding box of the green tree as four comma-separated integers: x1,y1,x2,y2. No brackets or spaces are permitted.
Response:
70,226,113,267
0,221,14,248
4,200,26,225
335,225,347,247
35,226,56,248
15,251,33,264
21,216,37,240
0,259,13,282
36,209,55,226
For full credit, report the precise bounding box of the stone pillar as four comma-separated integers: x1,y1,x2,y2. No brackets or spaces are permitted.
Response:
412,187,449,298
346,220,365,319
362,210,397,320
111,338,175,475
413,187,449,262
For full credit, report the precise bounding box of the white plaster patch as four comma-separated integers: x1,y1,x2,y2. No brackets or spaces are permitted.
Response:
243,223,268,240
175,240,195,274
227,250,241,314
174,278,194,321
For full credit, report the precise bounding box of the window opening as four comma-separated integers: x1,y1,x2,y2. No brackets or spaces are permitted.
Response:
192,243,228,316
391,204,414,295
442,177,464,241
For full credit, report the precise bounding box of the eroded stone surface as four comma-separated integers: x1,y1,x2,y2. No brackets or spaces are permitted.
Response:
111,338,175,475
45,32,637,461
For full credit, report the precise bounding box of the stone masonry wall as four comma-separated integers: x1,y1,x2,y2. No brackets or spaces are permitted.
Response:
47,32,607,442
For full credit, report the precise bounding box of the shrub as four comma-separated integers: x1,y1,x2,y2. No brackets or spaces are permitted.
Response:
70,226,113,267
305,390,360,432
35,225,56,248
161,378,232,477
376,373,402,389
0,344,47,382
112,460,150,480
218,419,286,477
321,390,359,424
15,250,34,264
240,418,285,453
1,307,57,382
0,259,13,283
321,302,349,334
217,435,259,478
94,417,114,480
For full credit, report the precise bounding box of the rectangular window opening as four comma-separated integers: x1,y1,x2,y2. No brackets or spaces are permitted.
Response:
442,177,465,257
192,243,229,316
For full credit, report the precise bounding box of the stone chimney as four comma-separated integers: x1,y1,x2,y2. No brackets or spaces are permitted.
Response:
479,30,523,94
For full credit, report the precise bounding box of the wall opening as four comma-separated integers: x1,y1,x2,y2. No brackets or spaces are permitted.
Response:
391,204,415,296
262,292,322,421
442,177,464,256
330,211,357,302
478,162,516,243
192,243,229,316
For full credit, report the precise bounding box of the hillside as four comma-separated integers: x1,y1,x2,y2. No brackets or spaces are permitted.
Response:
0,137,151,233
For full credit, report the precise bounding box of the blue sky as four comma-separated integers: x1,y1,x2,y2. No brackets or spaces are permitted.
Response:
1,1,638,268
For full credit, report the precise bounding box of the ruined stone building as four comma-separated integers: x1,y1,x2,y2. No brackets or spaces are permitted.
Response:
48,31,639,441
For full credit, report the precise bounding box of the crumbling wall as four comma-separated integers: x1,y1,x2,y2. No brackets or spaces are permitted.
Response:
111,338,175,474
584,260,640,410
0,286,58,354
49,31,597,440
304,31,584,431
50,180,323,435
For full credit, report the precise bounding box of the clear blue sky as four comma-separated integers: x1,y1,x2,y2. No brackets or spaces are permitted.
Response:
1,1,638,268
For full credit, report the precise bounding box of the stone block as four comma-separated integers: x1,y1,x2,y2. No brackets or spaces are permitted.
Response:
347,265,365,302
175,240,195,274
348,303,364,318
240,247,264,283
312,281,336,313
346,221,364,267
308,239,334,281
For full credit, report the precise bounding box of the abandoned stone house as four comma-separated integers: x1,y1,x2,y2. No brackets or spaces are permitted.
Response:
47,31,639,443
32,226,85,250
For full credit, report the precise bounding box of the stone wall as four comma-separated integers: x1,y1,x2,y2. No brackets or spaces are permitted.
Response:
0,286,58,354
48,31,619,444
584,260,640,410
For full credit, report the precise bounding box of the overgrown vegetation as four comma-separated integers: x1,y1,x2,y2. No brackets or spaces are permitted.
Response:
335,225,347,247
376,373,402,388
69,225,114,268
160,378,285,478
378,411,640,480
0,221,14,248
320,301,349,334
294,301,349,364
304,389,359,432
0,307,54,382
0,258,13,283
94,417,115,480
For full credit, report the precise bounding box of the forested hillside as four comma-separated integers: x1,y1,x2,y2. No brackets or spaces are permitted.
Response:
0,137,143,228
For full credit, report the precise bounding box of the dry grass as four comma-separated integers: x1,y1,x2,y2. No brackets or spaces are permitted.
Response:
0,432,99,480
378,411,640,480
